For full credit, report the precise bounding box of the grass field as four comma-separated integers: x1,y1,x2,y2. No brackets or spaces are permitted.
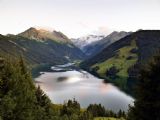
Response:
94,117,125,120
92,40,138,89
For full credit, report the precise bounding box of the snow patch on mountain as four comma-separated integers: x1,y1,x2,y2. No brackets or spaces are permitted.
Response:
71,35,105,50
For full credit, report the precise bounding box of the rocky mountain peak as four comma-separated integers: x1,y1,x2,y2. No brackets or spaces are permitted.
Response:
18,27,70,43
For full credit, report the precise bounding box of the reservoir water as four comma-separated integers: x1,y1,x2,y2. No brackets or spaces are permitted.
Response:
35,64,134,112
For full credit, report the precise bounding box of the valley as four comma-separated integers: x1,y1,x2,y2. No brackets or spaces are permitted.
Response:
0,27,160,120
0,28,160,120
1,0,160,119
1,28,160,96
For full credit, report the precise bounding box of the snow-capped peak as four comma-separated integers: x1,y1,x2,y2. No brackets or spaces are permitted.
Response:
71,35,105,50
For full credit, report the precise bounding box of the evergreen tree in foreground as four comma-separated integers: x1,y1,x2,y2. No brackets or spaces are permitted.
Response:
0,57,55,120
127,55,160,120
87,104,106,117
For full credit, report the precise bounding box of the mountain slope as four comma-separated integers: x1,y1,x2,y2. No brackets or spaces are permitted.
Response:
18,27,70,43
83,31,131,56
80,30,160,94
0,28,86,73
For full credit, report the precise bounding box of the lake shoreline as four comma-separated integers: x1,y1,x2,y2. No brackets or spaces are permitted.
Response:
35,63,134,112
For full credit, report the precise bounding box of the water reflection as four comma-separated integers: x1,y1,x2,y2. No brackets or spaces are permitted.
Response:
57,77,68,82
35,70,134,112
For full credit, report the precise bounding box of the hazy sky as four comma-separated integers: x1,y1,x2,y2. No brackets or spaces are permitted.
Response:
0,0,160,38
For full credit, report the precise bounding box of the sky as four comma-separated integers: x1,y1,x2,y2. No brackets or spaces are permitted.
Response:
0,0,160,38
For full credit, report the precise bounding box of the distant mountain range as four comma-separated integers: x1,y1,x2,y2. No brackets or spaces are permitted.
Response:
80,30,160,95
71,35,105,51
83,31,131,56
72,31,131,56
0,27,86,75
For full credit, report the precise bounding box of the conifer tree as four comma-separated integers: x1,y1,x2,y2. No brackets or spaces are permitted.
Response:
0,57,55,120
127,55,160,120
35,85,55,120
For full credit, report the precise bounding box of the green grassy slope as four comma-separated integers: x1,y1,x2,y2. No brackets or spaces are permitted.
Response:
80,30,160,94
92,40,138,89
